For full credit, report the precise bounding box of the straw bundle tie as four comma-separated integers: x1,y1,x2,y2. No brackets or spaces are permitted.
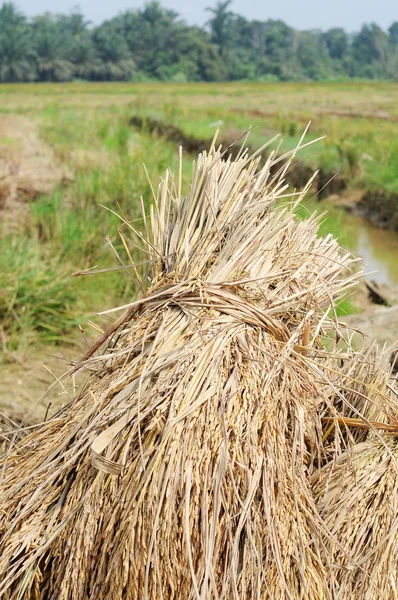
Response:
83,280,293,362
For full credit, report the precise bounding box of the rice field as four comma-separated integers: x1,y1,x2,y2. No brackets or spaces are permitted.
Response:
1,80,398,356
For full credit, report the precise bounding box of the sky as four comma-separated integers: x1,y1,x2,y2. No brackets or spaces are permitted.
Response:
15,0,397,31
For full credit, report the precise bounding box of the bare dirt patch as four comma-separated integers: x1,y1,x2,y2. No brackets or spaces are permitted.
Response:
345,305,398,350
0,339,87,424
0,115,71,233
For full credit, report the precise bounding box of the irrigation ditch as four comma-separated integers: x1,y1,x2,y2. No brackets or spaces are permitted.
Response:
129,115,398,235
130,115,398,284
130,114,398,339
129,115,346,199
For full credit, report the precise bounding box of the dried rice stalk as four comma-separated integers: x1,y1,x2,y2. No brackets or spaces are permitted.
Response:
0,414,18,455
320,344,396,454
0,138,369,599
313,352,398,600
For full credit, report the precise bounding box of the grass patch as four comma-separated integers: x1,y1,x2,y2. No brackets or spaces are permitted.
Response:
0,109,195,352
0,237,78,351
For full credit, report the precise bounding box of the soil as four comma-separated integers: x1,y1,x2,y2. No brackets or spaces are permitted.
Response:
0,339,87,425
0,115,71,233
344,305,398,350
356,189,398,232
328,188,398,234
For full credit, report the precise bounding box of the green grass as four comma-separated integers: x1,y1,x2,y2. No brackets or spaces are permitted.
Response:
3,80,397,351
0,237,78,350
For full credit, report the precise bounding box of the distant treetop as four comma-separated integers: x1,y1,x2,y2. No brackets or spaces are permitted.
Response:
0,0,397,82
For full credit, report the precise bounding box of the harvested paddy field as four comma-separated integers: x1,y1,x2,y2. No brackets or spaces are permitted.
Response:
0,81,398,420
0,115,70,233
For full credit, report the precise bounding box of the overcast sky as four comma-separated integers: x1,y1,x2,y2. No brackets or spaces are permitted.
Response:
15,0,397,31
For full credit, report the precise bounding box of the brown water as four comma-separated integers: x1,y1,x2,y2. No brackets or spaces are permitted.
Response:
340,211,398,286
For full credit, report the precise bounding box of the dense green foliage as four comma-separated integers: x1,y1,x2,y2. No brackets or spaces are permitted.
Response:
0,0,398,82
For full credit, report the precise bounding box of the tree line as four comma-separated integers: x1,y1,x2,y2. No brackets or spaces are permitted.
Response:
1,0,398,83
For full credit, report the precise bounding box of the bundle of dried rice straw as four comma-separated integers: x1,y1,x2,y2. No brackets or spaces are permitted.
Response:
313,347,398,600
0,134,397,599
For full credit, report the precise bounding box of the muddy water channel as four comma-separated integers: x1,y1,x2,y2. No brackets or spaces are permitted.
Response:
334,209,398,286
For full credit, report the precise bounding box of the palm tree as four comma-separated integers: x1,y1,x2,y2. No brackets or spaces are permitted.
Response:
31,15,74,81
206,0,234,57
0,3,36,82
56,11,98,80
70,36,98,80
92,23,136,81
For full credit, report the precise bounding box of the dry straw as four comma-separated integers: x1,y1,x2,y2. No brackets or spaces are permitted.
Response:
0,133,397,599
313,347,398,600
